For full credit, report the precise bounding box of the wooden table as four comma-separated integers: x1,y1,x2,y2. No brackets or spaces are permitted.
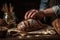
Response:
0,34,60,40
0,26,60,40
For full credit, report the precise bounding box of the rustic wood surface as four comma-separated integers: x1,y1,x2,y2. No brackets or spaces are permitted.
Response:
0,35,60,40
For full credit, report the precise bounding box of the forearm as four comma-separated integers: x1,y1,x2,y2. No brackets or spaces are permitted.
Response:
43,8,55,16
42,5,60,17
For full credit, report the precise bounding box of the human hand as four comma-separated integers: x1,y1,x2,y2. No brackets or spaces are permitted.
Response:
24,9,39,19
24,9,45,20
1,3,8,13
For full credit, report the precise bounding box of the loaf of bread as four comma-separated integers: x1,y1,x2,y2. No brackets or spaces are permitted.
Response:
17,19,43,32
17,19,50,37
17,19,45,36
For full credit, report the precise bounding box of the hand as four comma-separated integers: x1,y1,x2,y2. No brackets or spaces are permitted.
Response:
1,3,14,13
1,3,8,13
24,9,45,20
24,9,39,19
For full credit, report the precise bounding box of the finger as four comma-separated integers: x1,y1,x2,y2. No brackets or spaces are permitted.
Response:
1,4,5,11
5,3,8,12
5,3,8,10
24,10,31,19
9,3,11,10
10,3,13,10
28,10,37,19
24,9,32,19
31,10,38,18
30,12,36,18
9,3,13,12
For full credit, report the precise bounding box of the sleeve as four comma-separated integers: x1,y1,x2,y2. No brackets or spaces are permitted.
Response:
39,0,49,10
52,5,60,17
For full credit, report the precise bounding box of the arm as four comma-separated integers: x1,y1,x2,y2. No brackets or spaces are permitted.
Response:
42,5,60,17
24,4,60,20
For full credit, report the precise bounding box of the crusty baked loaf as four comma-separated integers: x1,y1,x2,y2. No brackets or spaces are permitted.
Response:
17,19,49,36
17,19,45,36
17,19,43,32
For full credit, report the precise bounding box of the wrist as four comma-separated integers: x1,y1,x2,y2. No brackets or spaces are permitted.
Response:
37,10,46,20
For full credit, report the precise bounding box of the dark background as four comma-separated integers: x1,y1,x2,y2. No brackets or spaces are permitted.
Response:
0,0,40,23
